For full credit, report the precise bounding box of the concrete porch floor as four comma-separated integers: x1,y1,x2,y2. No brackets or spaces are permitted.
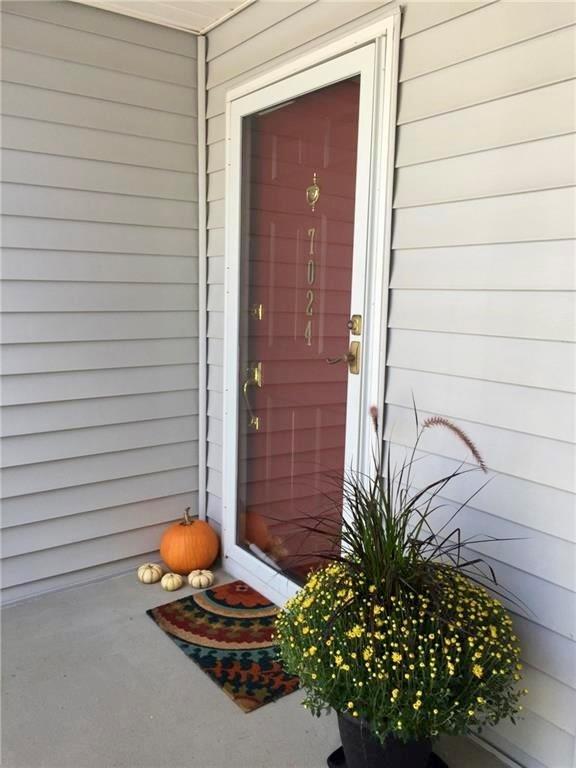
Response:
1,571,506,768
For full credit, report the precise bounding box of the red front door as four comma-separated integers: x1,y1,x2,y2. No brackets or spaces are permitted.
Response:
237,77,361,581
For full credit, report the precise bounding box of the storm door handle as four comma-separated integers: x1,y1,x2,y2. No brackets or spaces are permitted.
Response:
242,362,262,430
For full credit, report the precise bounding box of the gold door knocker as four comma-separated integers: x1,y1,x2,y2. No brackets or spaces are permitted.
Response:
306,172,320,212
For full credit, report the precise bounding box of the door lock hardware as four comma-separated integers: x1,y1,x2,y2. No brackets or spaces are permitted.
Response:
347,314,362,335
326,342,360,375
249,303,264,321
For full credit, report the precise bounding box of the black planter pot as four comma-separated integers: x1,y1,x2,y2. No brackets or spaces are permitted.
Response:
333,712,433,768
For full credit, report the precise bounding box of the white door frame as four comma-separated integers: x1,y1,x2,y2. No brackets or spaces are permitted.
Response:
222,14,400,606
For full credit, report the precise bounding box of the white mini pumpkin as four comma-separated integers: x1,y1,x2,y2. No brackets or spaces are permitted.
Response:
161,572,184,591
188,569,214,589
137,563,163,584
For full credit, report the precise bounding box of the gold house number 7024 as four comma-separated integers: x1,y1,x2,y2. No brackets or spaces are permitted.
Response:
304,227,316,346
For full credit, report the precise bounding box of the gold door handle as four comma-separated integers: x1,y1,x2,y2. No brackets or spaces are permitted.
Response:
242,362,262,430
326,342,360,375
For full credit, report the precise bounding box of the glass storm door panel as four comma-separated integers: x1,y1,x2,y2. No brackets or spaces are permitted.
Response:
236,77,362,582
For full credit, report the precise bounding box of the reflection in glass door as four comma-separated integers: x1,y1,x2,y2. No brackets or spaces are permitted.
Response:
236,77,362,582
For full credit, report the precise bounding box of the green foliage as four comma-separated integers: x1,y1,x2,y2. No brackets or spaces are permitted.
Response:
275,411,526,742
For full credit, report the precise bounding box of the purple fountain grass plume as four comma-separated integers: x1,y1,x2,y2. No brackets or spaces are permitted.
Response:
422,416,487,473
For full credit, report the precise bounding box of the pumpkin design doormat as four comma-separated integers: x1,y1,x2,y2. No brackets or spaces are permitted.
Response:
147,580,299,712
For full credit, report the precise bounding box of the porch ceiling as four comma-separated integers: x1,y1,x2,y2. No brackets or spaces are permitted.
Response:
71,0,254,34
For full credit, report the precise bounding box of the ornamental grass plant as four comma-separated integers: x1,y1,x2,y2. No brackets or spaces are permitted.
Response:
275,408,526,744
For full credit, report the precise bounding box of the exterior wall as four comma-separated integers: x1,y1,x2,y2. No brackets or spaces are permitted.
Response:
388,5,576,766
204,2,576,767
0,2,199,603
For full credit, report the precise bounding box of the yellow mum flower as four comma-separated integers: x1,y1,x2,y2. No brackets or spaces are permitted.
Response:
334,654,343,666
347,625,364,639
472,664,484,679
413,700,422,710
392,652,402,663
391,688,399,700
308,646,318,656
363,647,373,661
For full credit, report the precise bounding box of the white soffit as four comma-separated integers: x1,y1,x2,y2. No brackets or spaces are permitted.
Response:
71,0,256,34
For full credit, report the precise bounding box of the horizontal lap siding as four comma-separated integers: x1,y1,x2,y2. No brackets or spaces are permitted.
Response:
0,2,198,604
206,2,576,767
390,5,576,766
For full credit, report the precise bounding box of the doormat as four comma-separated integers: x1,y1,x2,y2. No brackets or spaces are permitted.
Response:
147,580,299,712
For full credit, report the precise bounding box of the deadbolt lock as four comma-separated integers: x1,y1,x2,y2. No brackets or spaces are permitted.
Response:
347,314,362,335
249,303,264,321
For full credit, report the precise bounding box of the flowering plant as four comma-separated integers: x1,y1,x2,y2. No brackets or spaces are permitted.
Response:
275,410,525,743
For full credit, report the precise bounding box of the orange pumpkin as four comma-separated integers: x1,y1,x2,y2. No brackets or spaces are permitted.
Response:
243,510,288,562
244,510,272,552
160,508,219,574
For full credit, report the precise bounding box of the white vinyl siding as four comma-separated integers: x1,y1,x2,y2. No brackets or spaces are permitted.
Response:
0,1,199,604
388,4,576,767
204,2,576,767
